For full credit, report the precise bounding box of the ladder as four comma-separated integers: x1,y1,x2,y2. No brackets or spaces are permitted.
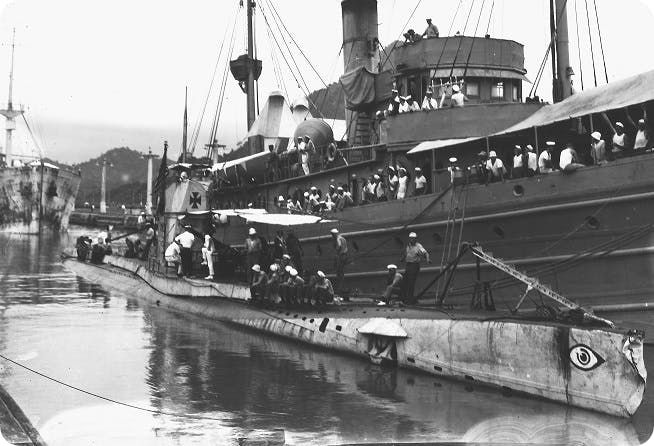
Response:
469,245,614,328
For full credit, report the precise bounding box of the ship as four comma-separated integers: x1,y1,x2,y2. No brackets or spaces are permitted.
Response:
60,0,651,418
149,0,654,333
0,30,80,233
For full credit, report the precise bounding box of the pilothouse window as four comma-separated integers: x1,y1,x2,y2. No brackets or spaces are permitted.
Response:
466,81,479,98
492,81,504,100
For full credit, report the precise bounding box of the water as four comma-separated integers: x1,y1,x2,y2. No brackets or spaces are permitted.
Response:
0,229,652,445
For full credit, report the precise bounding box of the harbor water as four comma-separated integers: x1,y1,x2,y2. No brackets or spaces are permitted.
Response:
0,229,652,445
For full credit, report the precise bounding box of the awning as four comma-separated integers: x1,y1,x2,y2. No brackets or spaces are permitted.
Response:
357,318,408,338
28,161,59,169
493,69,654,136
407,137,482,154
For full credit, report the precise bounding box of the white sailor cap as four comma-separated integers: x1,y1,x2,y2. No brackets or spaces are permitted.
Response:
514,145,522,149
399,167,407,173
374,174,380,180
287,198,293,202
282,254,291,260
546,141,556,146
391,89,398,93
317,270,325,278
414,167,421,171
278,195,284,201
270,264,278,272
448,157,458,163
639,118,646,124
452,84,460,92
310,186,317,191
591,131,602,141
247,202,253,208
337,186,344,191
489,150,497,157
426,88,433,94
408,232,417,238
406,95,412,100
330,228,339,234
290,268,298,277
248,227,256,235
304,191,309,197
526,144,534,151
399,96,407,101
285,265,292,272
616,121,624,128
251,264,261,272
387,264,398,270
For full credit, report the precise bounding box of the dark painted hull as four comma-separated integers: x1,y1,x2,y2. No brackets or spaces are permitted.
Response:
210,154,654,317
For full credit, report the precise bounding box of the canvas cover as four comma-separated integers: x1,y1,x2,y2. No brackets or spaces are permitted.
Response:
339,67,393,111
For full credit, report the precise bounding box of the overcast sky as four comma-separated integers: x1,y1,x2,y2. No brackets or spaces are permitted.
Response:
0,0,652,163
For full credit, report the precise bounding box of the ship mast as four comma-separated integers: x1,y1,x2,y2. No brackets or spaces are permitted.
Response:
551,0,573,102
0,29,24,167
246,0,256,131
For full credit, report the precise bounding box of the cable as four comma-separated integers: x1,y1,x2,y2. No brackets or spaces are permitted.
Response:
583,0,598,87
448,0,476,78
463,0,487,78
428,0,464,86
0,353,229,422
592,0,609,84
265,0,328,89
380,0,423,70
484,0,495,36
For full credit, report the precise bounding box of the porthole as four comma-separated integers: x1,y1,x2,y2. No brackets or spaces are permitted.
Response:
585,216,600,229
512,185,524,197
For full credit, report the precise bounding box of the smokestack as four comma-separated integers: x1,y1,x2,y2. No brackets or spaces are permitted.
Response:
341,0,379,145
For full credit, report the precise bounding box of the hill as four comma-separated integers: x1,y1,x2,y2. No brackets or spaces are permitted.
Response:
74,147,169,207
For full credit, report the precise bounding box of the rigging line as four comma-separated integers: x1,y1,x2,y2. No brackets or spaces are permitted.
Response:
258,3,325,118
530,0,569,97
429,0,464,86
316,44,344,119
190,5,240,153
484,0,495,36
264,0,329,89
0,353,231,422
448,0,476,78
583,0,598,87
209,23,238,148
436,187,457,297
591,0,609,84
380,0,423,70
463,0,487,78
261,1,313,96
574,0,585,91
21,114,43,158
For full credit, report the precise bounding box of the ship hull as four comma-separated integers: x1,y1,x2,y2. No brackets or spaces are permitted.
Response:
206,154,654,320
0,165,81,233
61,255,646,417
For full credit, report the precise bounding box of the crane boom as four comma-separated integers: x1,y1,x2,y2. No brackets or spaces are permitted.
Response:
469,245,614,327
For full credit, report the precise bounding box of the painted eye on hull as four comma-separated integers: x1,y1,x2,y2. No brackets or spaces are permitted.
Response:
569,344,605,371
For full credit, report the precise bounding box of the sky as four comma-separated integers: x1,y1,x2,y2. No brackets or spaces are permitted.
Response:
0,0,652,164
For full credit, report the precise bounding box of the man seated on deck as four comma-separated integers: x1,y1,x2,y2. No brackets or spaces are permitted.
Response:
76,236,92,261
90,236,107,264
380,264,403,305
335,186,354,210
312,271,334,306
164,240,182,276
125,234,142,259
250,264,267,303
265,264,282,304
559,142,585,171
281,268,305,306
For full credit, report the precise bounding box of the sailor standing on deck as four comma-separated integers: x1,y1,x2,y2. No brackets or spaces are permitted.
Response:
400,232,431,305
397,167,409,199
407,95,421,112
245,227,262,282
398,96,410,114
331,228,348,295
526,145,538,176
413,167,427,196
421,88,439,110
590,131,607,165
387,89,400,116
539,142,555,173
634,118,650,151
611,122,628,156
388,166,399,199
450,84,467,107
422,18,439,38
174,224,196,277
486,150,505,182
201,234,215,280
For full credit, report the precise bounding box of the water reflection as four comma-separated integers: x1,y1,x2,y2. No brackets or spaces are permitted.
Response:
0,230,650,445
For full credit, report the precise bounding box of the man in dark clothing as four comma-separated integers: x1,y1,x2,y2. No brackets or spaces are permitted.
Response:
76,236,92,261
285,229,303,276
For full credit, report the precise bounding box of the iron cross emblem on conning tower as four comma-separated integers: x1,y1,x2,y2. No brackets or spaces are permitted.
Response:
189,192,202,209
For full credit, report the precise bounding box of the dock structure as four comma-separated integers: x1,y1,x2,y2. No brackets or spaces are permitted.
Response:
0,384,47,445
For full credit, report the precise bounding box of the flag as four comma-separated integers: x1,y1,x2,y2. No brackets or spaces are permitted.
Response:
154,141,169,215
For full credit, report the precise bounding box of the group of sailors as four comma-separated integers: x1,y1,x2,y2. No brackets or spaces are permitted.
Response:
266,137,344,182
385,84,467,117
